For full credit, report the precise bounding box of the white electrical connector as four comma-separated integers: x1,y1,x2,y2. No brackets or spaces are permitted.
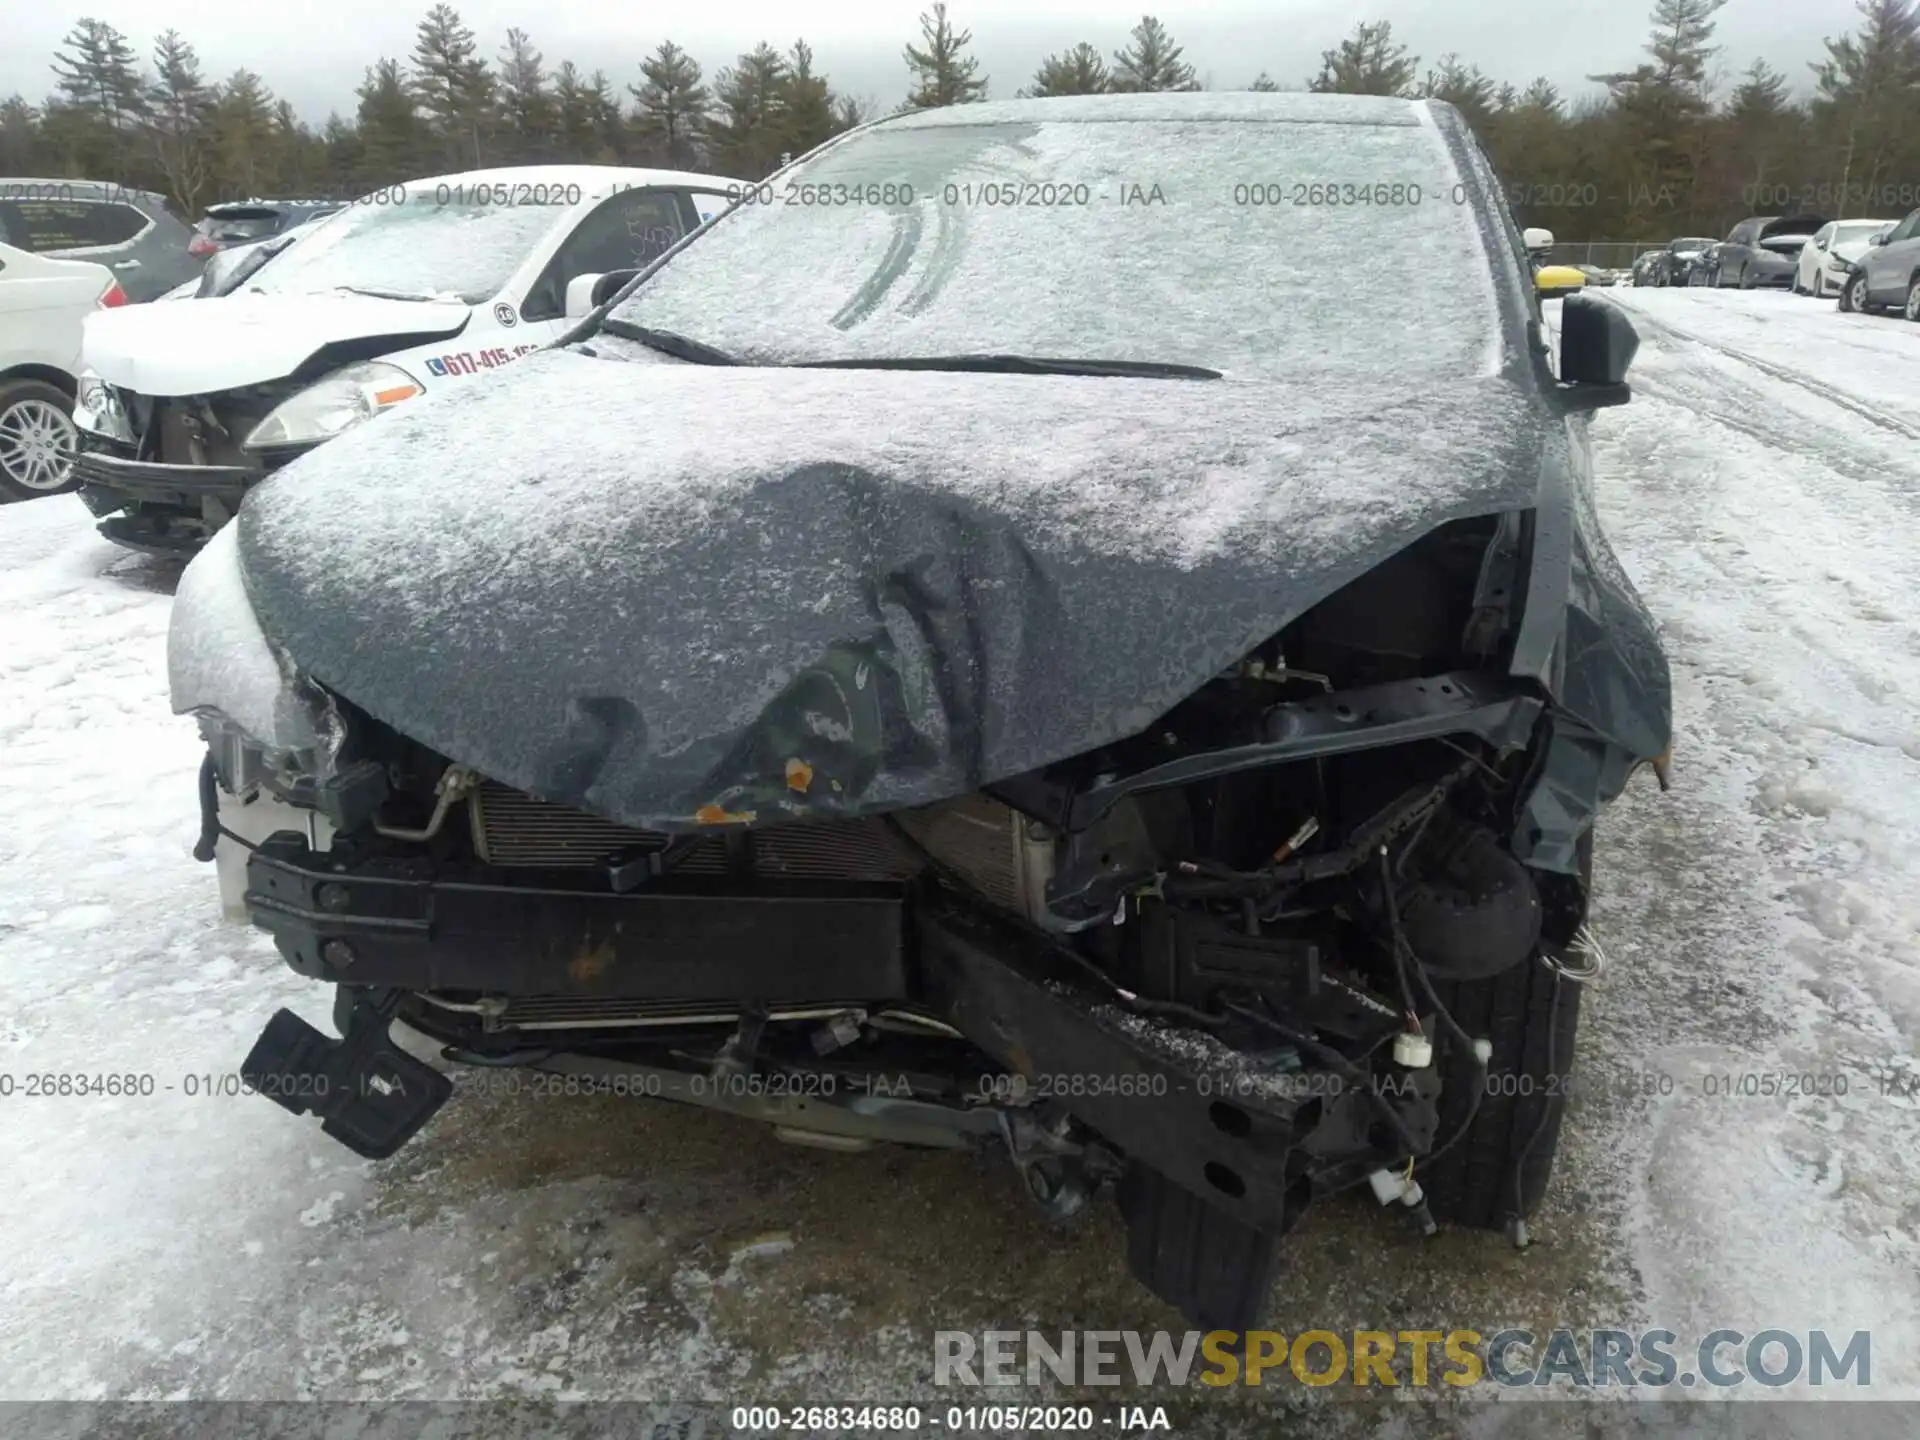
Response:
1367,1167,1428,1209
1392,1031,1434,1068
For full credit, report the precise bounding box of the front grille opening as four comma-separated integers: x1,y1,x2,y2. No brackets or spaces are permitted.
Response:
468,781,1034,905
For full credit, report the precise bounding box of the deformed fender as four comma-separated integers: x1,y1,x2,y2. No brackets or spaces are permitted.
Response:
1508,433,1672,873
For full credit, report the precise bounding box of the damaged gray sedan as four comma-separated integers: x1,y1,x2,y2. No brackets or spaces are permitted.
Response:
167,92,1670,1331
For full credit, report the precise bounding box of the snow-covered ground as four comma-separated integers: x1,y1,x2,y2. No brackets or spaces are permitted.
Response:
0,288,1915,1430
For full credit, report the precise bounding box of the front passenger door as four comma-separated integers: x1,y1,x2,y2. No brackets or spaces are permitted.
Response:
1868,208,1920,304
518,187,689,327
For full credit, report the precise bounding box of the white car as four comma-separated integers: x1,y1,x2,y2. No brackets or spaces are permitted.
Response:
0,240,127,498
1794,218,1897,298
73,163,741,551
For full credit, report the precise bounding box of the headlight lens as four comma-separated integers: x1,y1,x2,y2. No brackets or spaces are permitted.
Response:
243,360,423,450
72,368,133,443
1830,256,1855,272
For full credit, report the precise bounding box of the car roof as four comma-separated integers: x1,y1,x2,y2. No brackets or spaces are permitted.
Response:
870,90,1436,130
0,177,170,207
409,163,744,196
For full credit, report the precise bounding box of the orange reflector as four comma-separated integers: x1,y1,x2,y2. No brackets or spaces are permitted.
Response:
372,385,420,406
1650,747,1673,792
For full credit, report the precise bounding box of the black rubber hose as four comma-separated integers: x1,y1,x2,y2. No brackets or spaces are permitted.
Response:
192,751,221,862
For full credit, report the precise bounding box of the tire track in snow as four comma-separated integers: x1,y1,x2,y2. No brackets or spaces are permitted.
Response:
1572,293,1920,1390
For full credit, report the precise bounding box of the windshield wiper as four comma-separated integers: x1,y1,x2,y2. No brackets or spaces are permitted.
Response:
332,285,444,302
793,354,1221,380
596,318,738,366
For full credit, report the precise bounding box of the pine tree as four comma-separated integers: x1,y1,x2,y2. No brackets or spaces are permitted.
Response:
708,43,791,178
1248,73,1281,92
630,41,709,168
411,4,495,168
214,71,278,201
1809,0,1920,213
779,41,841,159
1420,53,1499,132
497,28,556,163
553,62,599,159
585,70,625,162
147,31,215,211
355,58,428,188
1111,16,1198,92
1590,0,1728,233
49,19,148,176
904,4,988,108
1309,21,1420,96
0,96,39,174
1024,43,1110,96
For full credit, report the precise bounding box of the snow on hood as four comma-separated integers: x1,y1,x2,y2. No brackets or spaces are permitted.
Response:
230,347,1549,830
81,291,470,396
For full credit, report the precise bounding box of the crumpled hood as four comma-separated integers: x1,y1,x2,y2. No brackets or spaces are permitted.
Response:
83,291,469,396
233,347,1549,831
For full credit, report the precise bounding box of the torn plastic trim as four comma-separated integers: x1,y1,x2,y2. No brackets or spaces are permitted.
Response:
1063,669,1544,832
1511,715,1638,874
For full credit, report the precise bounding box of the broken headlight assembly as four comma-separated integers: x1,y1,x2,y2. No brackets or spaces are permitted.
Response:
72,368,133,444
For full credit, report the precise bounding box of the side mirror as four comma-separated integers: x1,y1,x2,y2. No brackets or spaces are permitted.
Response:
1869,232,1887,246
1558,293,1638,409
591,269,640,307
564,273,605,319
1522,226,1554,253
1534,263,1586,299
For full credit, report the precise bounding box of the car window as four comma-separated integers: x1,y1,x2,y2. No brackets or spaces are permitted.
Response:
687,189,733,227
1812,223,1833,248
199,207,286,242
1886,209,1920,244
607,110,1506,381
5,199,149,252
521,188,687,321
239,190,567,303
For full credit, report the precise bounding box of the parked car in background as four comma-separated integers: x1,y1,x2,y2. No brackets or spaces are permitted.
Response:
159,207,347,302
0,180,200,302
1836,205,1920,317
1686,242,1725,286
1712,214,1824,289
73,164,742,553
1628,250,1663,285
187,199,344,260
167,92,1670,1336
1801,217,1897,299
1650,236,1717,286
0,240,128,499
1575,264,1617,287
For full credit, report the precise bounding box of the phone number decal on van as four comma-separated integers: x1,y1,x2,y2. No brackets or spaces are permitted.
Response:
425,345,541,377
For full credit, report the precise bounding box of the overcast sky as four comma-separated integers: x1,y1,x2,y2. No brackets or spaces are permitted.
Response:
2,0,1863,123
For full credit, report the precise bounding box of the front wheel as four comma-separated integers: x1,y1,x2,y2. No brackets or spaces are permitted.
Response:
1422,838,1593,1230
1904,279,1920,321
0,380,82,500
1840,272,1869,313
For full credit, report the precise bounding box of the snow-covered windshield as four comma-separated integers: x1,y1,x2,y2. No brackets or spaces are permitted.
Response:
605,96,1505,381
1832,221,1889,245
1672,238,1715,251
239,191,564,303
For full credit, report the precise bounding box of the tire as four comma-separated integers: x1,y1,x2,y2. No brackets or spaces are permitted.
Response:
0,379,80,500
1420,838,1592,1231
1115,1162,1282,1332
1840,272,1868,313
1904,279,1920,322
